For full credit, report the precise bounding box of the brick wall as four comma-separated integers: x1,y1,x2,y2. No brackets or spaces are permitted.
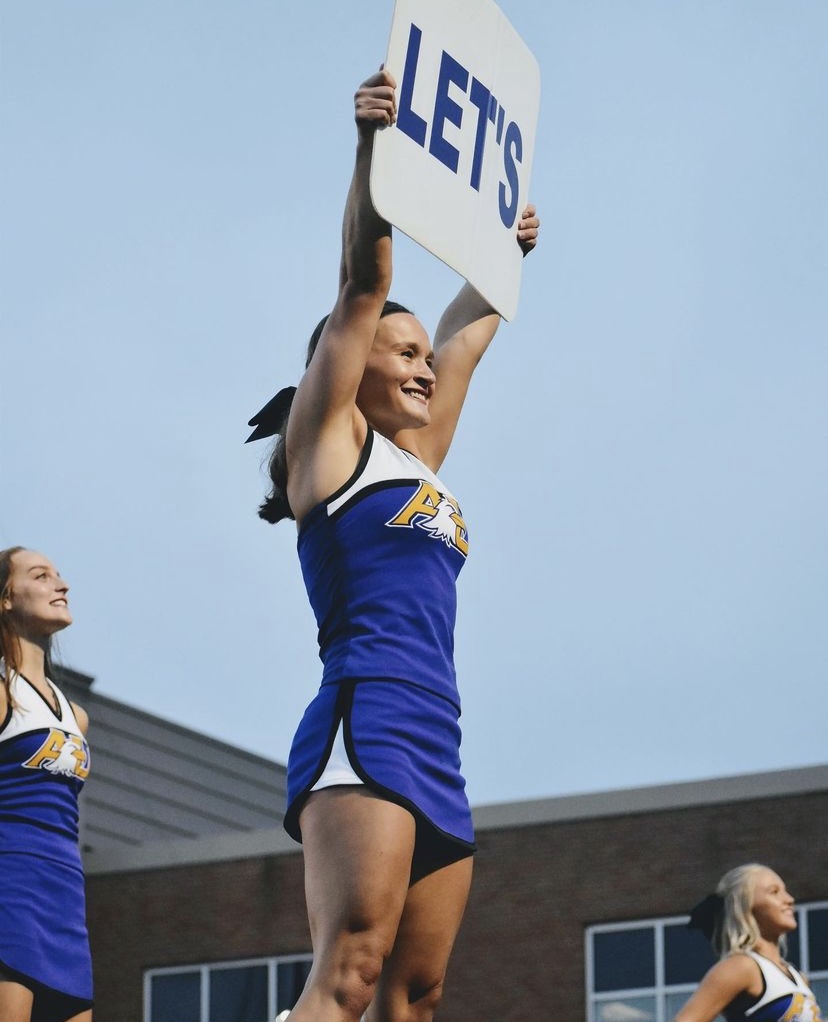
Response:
442,791,828,1021
85,790,828,1022
88,853,308,1020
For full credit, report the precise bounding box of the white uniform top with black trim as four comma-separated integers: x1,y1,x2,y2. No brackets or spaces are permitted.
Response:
297,429,469,707
0,671,90,864
726,950,823,1022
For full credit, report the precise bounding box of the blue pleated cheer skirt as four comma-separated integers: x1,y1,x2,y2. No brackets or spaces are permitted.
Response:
285,678,476,875
0,850,93,1003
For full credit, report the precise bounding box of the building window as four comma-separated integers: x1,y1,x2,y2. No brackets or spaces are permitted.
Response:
586,902,828,1022
145,954,312,1022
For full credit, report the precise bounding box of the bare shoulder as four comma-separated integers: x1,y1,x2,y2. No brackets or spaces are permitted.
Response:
287,406,369,525
71,701,90,736
701,952,763,996
675,955,759,1022
713,953,761,985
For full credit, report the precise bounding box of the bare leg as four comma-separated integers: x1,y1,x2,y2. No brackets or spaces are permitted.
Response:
365,856,473,1022
287,787,416,1022
0,978,33,1022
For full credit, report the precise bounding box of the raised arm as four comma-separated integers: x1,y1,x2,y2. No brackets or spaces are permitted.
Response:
406,204,540,470
287,70,397,520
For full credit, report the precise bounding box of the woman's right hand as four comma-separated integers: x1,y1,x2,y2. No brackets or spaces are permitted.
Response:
354,68,397,137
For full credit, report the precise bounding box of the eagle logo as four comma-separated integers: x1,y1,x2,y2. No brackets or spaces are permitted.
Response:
386,481,468,556
23,728,91,780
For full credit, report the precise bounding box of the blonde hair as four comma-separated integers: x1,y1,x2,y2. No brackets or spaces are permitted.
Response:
714,862,785,958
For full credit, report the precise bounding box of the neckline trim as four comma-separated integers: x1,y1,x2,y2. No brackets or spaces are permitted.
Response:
18,674,63,721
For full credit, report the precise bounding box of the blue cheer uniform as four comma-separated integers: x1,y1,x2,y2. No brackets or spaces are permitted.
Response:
0,671,93,1015
284,429,475,874
725,951,823,1022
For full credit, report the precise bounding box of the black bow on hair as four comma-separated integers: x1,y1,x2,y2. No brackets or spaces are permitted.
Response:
687,892,724,941
245,386,297,443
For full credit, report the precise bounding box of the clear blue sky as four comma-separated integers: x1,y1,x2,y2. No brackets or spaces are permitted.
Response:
2,0,826,807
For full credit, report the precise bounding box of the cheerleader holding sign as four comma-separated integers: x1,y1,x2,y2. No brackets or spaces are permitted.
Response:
248,68,539,1022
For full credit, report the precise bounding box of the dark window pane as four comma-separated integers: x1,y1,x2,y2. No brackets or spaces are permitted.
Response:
807,908,828,971
151,972,201,1022
593,928,655,992
665,923,717,985
276,960,312,1014
787,924,801,969
209,965,268,1022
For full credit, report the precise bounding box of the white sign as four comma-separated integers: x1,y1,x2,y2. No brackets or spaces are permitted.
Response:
371,0,540,321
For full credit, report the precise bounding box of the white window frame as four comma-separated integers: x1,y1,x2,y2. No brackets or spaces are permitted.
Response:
143,952,313,1022
586,901,828,1022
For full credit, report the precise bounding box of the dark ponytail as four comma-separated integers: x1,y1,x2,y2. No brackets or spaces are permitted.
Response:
258,432,293,523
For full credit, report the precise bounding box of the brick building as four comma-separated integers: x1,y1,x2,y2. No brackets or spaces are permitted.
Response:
61,670,828,1022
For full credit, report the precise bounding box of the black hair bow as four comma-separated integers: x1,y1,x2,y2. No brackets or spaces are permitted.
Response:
687,892,724,941
245,386,297,443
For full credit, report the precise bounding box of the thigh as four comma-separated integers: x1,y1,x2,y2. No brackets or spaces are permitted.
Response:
300,786,417,950
366,855,473,1022
0,976,34,1022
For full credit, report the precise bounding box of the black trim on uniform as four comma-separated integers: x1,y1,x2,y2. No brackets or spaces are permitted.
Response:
297,430,376,538
328,477,434,524
325,429,375,509
20,675,62,720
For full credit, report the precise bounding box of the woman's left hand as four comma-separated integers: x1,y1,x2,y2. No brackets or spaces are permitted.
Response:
517,203,540,257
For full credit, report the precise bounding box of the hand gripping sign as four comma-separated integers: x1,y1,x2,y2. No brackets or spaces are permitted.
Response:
371,0,540,321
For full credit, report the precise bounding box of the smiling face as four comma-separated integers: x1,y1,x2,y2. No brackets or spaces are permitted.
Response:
2,549,72,640
355,313,436,438
750,868,797,941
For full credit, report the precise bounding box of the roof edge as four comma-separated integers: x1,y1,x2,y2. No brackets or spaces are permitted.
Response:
83,762,827,876
83,825,299,875
472,763,828,832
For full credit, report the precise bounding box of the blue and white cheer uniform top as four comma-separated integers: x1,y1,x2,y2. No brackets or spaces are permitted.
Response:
298,428,469,706
285,429,476,852
0,672,90,865
726,950,823,1022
